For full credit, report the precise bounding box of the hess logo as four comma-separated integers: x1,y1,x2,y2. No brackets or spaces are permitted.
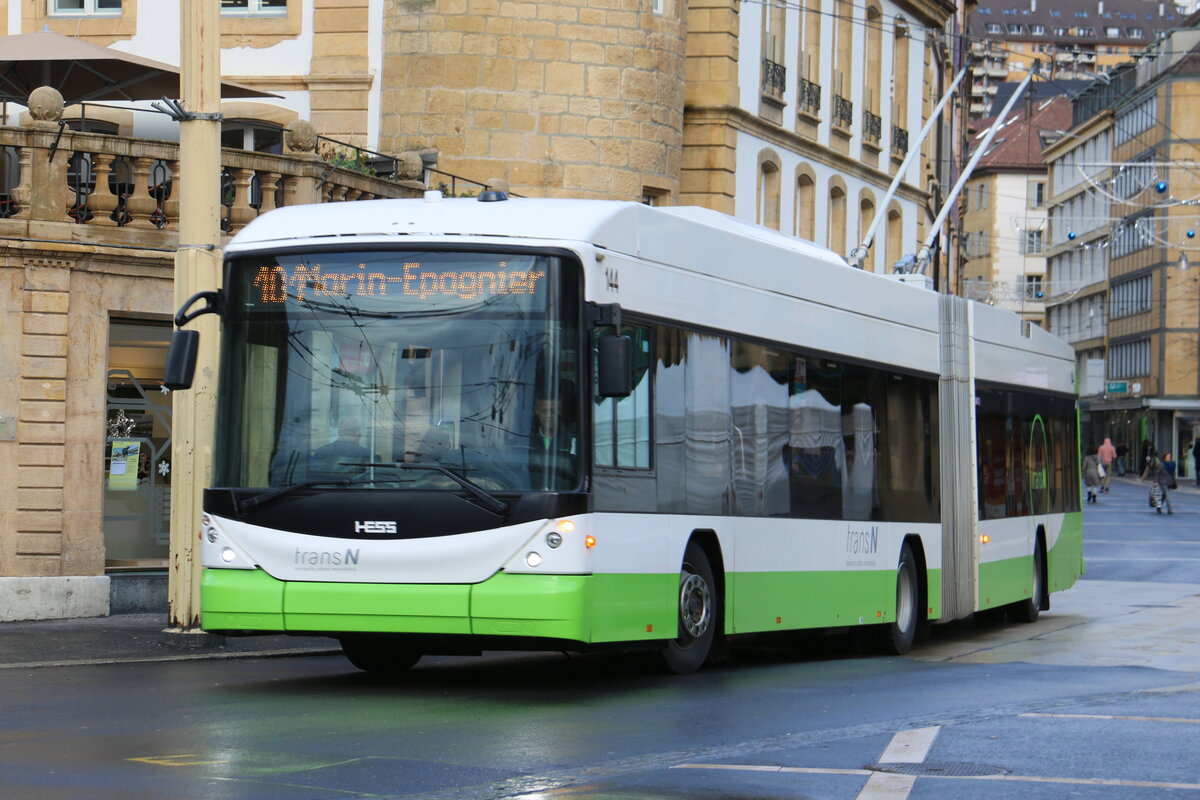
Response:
354,520,397,534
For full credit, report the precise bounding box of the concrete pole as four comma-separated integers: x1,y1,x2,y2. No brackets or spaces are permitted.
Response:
168,0,223,632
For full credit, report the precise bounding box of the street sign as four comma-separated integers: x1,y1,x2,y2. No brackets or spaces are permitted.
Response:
1106,381,1128,393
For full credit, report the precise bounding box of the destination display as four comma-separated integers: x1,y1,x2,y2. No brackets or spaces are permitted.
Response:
251,260,547,303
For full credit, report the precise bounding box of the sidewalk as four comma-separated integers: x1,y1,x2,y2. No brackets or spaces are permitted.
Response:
0,613,340,669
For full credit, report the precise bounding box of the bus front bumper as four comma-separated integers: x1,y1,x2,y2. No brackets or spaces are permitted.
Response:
200,567,673,645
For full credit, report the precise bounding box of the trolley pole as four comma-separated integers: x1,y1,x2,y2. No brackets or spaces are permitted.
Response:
167,0,223,632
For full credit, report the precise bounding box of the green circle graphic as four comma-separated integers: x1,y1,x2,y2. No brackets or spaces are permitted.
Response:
1027,414,1050,515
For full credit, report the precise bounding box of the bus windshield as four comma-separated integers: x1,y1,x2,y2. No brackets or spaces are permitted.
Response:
214,249,582,494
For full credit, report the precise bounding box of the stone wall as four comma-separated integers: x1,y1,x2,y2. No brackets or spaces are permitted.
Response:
379,0,687,200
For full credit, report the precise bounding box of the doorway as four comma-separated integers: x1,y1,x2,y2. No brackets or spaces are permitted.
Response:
103,321,172,569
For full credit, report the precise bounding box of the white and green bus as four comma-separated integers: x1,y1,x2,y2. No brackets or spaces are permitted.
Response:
167,193,1083,674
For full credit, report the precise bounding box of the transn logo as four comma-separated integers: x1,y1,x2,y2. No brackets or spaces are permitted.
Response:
355,520,397,534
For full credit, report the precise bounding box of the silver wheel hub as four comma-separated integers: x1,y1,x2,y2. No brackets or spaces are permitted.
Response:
679,571,711,639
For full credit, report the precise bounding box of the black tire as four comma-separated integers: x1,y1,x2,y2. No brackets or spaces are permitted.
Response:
339,636,422,674
1009,540,1045,624
661,542,718,674
876,542,919,655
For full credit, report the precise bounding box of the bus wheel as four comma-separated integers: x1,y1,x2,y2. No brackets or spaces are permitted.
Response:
339,636,422,674
1008,541,1045,624
661,542,717,674
876,542,919,655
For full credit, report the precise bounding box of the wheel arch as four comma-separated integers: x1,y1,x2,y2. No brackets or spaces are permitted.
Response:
902,532,930,624
1035,524,1050,611
687,528,726,603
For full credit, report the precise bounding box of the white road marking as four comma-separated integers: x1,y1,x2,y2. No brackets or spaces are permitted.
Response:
675,764,1200,792
877,726,940,763
856,772,916,798
1022,712,1200,724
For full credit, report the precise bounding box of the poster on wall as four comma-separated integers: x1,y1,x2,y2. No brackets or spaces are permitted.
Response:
108,440,140,491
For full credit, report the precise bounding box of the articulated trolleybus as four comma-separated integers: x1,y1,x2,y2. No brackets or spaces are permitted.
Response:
167,192,1082,674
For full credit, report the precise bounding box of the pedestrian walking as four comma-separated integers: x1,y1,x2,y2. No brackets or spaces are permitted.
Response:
1193,438,1200,486
1083,447,1102,504
1142,451,1176,515
1097,437,1116,493
1116,441,1129,476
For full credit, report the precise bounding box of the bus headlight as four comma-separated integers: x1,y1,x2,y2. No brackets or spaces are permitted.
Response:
221,547,237,563
525,551,543,568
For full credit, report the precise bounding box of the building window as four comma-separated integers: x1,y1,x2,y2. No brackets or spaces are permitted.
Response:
1006,24,1023,34
795,172,815,240
1031,24,1045,35
1024,275,1045,300
986,22,1003,34
1127,27,1144,37
1029,181,1046,208
758,157,781,230
1021,230,1043,255
1105,27,1121,37
220,0,287,14
1110,339,1150,379
50,0,121,13
641,187,668,206
829,184,847,252
1111,276,1152,319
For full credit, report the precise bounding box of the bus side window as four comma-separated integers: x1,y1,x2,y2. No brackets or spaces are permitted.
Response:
595,325,651,469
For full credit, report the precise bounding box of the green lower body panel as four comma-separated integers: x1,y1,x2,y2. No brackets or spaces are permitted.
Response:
978,516,1085,611
1048,513,1084,593
732,569,891,633
201,568,675,645
978,556,1032,610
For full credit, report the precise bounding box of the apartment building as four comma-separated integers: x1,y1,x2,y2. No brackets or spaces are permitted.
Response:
1044,25,1200,465
961,93,1070,325
965,0,1185,118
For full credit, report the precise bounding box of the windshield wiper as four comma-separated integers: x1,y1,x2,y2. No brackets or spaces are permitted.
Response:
352,461,509,515
238,478,363,514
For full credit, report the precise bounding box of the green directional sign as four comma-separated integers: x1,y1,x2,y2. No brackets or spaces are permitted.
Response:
1106,381,1128,393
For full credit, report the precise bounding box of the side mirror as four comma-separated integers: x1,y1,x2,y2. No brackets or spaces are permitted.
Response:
163,329,200,391
597,334,632,397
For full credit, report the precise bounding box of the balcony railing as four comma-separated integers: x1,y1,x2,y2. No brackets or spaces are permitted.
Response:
798,77,821,115
832,94,853,130
891,125,909,156
0,120,425,237
762,58,786,98
863,110,882,144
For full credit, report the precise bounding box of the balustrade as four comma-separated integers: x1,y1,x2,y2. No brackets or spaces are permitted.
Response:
0,119,423,244
863,110,882,144
833,94,854,130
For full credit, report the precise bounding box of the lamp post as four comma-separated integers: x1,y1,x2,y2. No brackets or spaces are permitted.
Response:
167,0,223,633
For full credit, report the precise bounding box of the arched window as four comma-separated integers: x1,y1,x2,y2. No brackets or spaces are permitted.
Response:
795,167,816,240
758,152,782,230
886,205,903,272
858,191,876,270
828,180,847,253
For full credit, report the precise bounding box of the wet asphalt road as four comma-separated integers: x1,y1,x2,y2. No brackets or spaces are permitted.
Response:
1,476,1197,800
